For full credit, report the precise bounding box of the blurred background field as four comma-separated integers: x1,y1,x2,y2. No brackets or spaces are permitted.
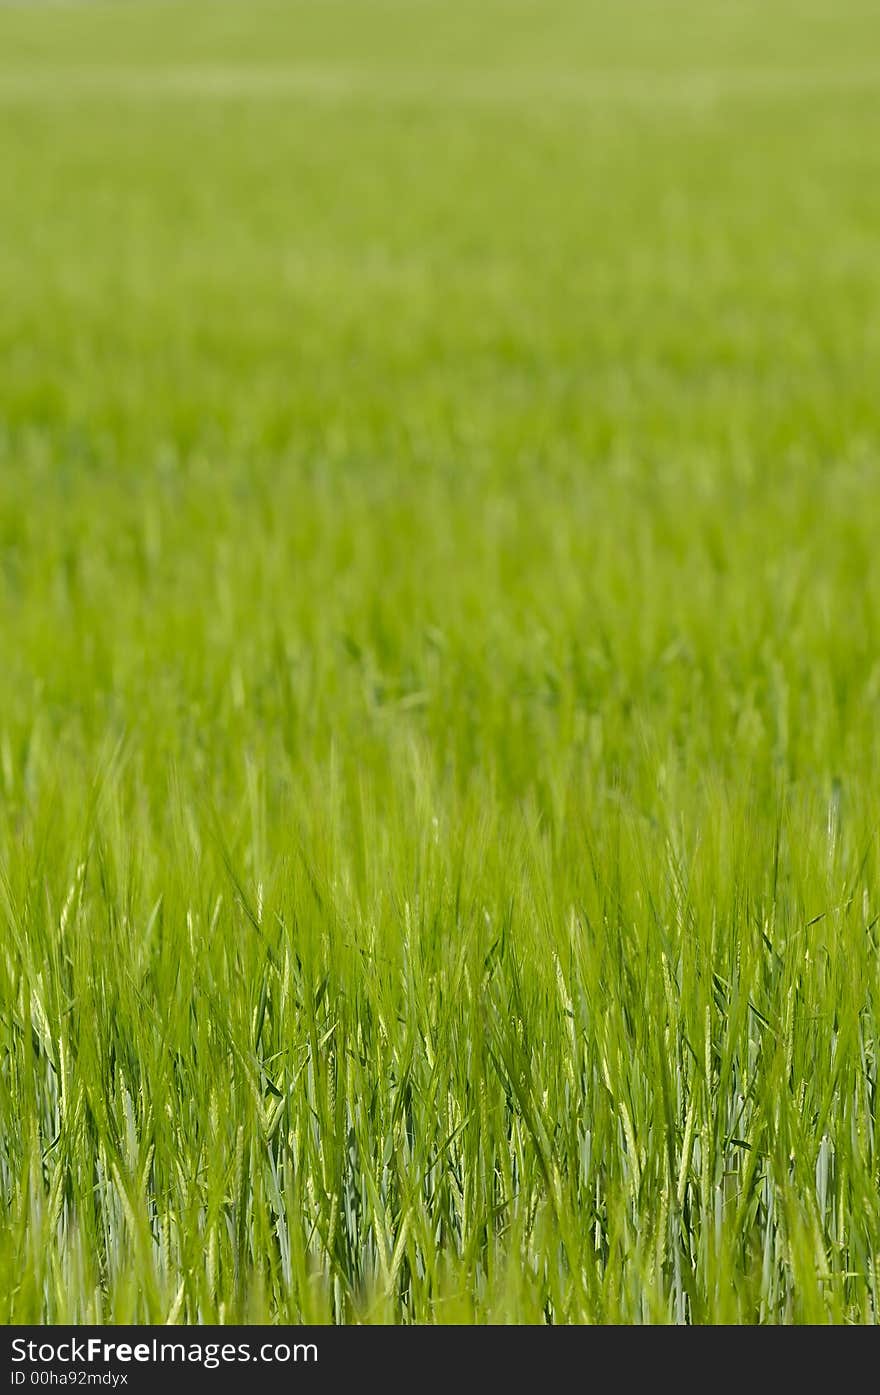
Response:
1,0,880,1322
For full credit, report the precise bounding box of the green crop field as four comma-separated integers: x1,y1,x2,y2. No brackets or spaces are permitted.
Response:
1,0,880,1326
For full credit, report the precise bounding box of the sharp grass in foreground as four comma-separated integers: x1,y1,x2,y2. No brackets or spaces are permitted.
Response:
2,0,880,1324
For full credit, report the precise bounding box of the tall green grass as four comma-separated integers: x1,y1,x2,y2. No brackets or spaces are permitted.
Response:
1,0,880,1322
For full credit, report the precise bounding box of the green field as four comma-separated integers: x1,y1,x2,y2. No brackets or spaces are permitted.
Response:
2,0,880,1324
